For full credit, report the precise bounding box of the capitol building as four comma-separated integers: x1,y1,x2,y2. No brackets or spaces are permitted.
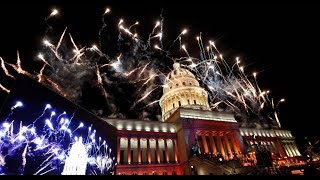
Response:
102,63,302,175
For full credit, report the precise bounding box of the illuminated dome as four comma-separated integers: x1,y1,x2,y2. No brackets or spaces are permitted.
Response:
165,63,195,82
159,63,210,121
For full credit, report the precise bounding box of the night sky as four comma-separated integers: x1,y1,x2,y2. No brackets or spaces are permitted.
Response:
0,1,319,152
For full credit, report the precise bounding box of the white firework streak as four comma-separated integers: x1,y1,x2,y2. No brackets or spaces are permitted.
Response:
0,102,116,175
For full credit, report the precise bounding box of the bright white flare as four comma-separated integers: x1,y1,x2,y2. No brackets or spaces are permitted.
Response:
50,9,58,16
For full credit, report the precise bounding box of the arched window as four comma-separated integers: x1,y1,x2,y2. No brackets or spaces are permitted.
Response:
178,101,181,107
194,100,197,104
173,103,175,108
187,99,190,104
189,82,192,85
182,82,186,85
176,84,179,87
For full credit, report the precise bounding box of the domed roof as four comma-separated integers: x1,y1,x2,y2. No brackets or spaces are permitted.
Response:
165,63,195,83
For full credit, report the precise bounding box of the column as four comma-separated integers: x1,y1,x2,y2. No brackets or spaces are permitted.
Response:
209,132,217,155
172,139,178,163
288,143,297,157
201,134,209,153
127,138,131,164
275,140,286,157
156,138,160,163
231,132,240,154
147,138,151,164
216,133,226,158
137,138,141,164
117,137,121,164
292,143,301,156
164,139,169,163
224,133,232,156
284,143,293,157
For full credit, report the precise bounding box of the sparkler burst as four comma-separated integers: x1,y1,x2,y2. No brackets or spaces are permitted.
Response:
0,6,284,127
0,101,116,175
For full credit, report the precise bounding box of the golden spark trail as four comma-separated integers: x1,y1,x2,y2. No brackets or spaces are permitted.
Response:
142,100,160,109
0,57,15,79
37,64,46,82
124,67,140,77
45,77,66,97
130,87,158,109
96,65,103,85
138,61,150,77
0,83,10,93
56,27,67,52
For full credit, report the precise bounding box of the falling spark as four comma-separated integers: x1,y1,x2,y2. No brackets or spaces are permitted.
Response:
96,64,103,85
0,57,15,79
131,87,158,109
38,53,52,68
50,9,58,16
104,8,110,15
56,27,68,54
16,51,22,74
37,64,47,82
0,83,10,93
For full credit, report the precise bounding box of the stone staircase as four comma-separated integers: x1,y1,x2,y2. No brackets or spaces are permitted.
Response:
188,156,252,175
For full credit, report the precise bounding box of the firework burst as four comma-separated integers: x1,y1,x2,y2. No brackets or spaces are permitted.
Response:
0,6,284,126
0,101,116,175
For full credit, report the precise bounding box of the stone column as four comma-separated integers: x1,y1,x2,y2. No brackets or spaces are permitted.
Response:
224,134,232,156
201,134,209,153
137,138,141,164
156,138,160,163
275,140,286,157
172,139,178,163
147,138,151,164
216,134,226,158
288,143,297,157
209,132,217,155
292,143,301,156
164,139,169,163
231,132,240,154
127,138,131,164
117,137,121,164
284,143,293,157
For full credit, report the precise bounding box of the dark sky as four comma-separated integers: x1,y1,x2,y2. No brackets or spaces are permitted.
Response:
0,1,319,150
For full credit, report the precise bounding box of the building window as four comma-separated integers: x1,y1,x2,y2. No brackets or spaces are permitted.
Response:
178,101,181,107
173,103,175,108
189,82,192,85
183,82,186,85
194,100,197,104
187,99,190,104
170,86,172,89
176,83,179,87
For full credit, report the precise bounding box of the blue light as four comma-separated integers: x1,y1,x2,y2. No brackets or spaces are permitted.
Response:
45,104,52,109
15,101,23,108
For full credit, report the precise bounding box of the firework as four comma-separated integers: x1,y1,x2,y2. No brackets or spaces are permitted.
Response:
0,6,285,126
0,101,116,175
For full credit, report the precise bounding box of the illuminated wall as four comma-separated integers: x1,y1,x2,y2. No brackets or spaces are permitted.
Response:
0,75,117,175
